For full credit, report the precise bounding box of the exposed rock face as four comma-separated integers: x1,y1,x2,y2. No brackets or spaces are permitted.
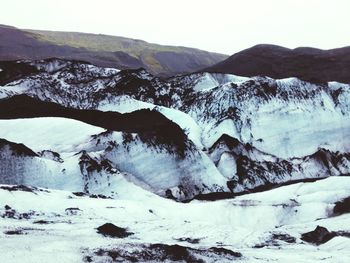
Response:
96,223,133,238
301,226,350,245
333,197,350,215
85,243,242,263
301,226,336,245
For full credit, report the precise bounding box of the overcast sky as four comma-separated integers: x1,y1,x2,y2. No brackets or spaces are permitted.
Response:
1,0,350,55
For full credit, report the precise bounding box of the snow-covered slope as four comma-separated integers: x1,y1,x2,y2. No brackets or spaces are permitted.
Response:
181,77,350,158
0,117,227,200
209,134,350,192
0,58,349,197
1,177,349,262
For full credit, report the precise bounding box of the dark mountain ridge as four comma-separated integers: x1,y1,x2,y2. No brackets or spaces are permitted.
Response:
206,44,350,83
0,24,227,76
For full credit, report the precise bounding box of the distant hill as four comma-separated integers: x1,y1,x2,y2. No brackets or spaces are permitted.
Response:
0,24,227,76
205,44,350,83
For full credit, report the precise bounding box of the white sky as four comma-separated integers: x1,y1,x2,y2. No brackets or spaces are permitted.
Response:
1,0,350,55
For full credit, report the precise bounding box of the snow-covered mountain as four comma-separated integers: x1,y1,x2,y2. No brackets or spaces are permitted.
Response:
0,58,349,200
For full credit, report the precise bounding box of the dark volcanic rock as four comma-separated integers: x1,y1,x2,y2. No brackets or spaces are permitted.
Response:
0,138,38,157
38,150,64,163
1,208,16,219
65,207,82,216
333,197,350,216
0,61,39,86
33,220,53,224
254,233,296,248
86,243,241,262
72,191,111,199
72,192,87,197
96,223,133,238
4,227,42,235
208,247,242,258
0,185,36,193
272,233,296,244
175,237,201,244
1,205,38,220
4,229,24,235
148,244,194,262
0,95,189,158
89,194,111,199
301,226,337,245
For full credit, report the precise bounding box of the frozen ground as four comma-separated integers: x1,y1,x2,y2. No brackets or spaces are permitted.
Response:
1,176,349,263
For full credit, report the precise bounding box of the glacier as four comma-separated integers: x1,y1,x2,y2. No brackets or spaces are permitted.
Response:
0,58,349,198
0,58,349,262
